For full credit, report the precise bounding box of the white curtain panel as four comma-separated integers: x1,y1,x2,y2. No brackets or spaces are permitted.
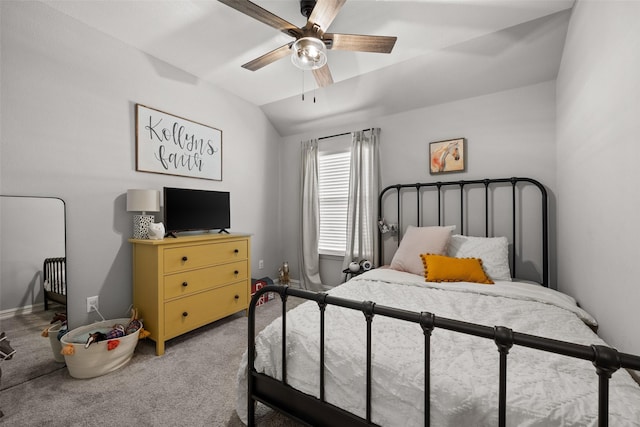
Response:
342,128,381,270
299,139,323,291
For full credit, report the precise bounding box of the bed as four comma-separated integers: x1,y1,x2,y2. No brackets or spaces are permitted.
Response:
237,177,640,426
43,256,66,310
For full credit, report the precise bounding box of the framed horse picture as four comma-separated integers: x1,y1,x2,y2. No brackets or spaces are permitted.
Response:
429,137,466,174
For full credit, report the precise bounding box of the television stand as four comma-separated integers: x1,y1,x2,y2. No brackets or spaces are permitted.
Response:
218,229,230,234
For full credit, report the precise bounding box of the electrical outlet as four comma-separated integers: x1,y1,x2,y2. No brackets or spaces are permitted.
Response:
86,296,99,313
258,259,264,269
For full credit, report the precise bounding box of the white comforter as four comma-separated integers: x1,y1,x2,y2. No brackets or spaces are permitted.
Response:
237,269,640,426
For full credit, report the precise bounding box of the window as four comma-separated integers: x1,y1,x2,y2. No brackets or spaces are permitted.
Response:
318,143,351,256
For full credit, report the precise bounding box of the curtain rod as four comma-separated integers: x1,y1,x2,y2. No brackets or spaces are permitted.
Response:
318,128,374,141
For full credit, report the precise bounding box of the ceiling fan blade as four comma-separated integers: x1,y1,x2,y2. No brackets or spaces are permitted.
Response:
326,33,397,53
307,0,346,31
312,64,333,88
218,0,302,38
242,43,292,71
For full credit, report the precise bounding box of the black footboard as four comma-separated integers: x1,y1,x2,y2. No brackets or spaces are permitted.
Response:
247,285,640,427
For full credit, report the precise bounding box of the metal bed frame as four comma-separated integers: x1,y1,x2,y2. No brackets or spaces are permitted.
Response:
246,177,640,427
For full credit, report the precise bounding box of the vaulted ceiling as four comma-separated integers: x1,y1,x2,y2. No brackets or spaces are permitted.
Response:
42,0,574,136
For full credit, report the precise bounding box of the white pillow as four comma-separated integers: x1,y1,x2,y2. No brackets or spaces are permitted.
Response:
446,235,512,281
390,225,454,276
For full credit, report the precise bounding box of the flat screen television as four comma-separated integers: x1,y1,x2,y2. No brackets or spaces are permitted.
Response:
163,187,230,236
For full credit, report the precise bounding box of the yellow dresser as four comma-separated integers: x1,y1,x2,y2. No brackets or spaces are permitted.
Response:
130,234,250,355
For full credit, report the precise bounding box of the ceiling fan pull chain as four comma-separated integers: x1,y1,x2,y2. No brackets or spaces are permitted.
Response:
302,70,305,101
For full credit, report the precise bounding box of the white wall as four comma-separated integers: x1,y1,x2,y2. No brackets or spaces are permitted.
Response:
0,2,283,327
281,81,557,287
556,0,640,355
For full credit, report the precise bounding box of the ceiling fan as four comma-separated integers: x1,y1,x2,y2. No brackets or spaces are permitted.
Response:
218,0,397,88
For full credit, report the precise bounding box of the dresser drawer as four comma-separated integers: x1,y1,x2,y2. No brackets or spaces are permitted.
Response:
164,281,248,339
163,239,248,273
164,260,248,300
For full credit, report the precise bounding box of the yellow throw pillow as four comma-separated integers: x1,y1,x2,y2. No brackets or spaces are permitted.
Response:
420,254,494,284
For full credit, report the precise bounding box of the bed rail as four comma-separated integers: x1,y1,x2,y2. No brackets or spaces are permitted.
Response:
377,177,548,286
247,285,640,427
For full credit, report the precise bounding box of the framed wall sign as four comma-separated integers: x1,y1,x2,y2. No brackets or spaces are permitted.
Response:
135,104,222,181
429,137,465,175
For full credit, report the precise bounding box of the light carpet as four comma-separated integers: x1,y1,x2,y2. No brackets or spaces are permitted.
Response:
0,305,66,392
0,299,304,426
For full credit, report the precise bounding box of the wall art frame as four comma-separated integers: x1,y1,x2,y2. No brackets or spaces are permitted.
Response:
135,104,222,181
429,137,466,175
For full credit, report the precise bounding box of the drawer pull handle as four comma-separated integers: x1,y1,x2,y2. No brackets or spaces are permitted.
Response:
182,256,188,262
234,249,239,254
182,312,189,317
234,270,239,275
182,282,188,287
234,294,239,300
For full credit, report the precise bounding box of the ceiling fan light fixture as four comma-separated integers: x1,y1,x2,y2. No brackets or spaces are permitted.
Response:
291,37,327,70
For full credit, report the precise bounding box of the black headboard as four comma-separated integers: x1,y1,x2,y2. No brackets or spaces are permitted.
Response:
377,177,549,287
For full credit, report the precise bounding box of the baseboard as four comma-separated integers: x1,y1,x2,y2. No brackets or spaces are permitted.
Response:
0,302,45,320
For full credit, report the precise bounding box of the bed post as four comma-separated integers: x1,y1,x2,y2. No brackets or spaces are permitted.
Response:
419,312,436,427
483,180,490,237
591,345,621,427
361,300,376,423
317,293,328,402
494,326,514,427
458,181,465,234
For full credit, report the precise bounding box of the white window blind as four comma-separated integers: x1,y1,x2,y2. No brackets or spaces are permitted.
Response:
318,148,351,256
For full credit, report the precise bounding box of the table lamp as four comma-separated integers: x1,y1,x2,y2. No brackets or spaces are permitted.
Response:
126,189,160,239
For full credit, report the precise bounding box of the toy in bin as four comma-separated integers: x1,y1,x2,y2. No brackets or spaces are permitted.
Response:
251,277,275,306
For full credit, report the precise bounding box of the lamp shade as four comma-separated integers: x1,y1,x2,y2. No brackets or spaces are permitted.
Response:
291,37,327,71
126,189,160,213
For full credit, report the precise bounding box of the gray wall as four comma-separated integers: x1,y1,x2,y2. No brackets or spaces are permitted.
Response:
280,81,557,287
556,0,640,355
0,2,282,328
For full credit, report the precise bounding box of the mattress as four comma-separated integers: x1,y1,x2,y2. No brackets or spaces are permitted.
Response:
237,269,640,426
